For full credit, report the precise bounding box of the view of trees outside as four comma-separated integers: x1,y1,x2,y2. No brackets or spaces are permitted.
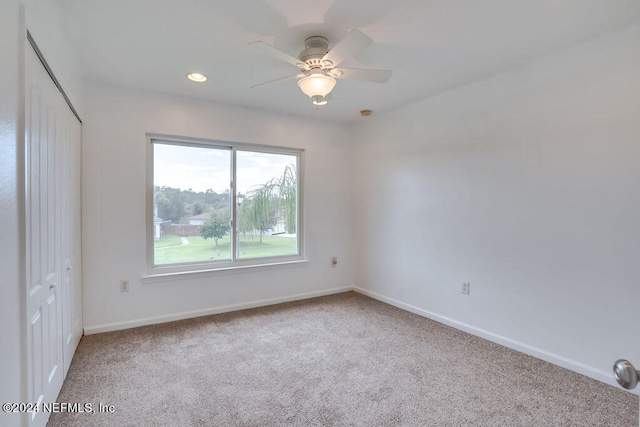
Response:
236,151,297,257
153,142,298,265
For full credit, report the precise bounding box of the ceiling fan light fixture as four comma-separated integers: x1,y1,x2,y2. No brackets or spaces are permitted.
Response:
297,73,336,99
312,95,328,106
187,72,207,83
249,29,392,107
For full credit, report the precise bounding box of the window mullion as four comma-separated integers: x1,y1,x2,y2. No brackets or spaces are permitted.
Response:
231,148,238,261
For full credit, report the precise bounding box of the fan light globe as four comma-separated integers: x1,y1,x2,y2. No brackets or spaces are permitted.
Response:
297,73,336,99
312,96,328,106
187,72,207,83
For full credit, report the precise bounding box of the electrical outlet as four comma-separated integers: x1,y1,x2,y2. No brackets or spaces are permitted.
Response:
462,282,470,295
331,256,338,267
120,280,129,292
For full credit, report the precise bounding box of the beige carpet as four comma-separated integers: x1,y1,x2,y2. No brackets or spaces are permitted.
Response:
48,292,638,426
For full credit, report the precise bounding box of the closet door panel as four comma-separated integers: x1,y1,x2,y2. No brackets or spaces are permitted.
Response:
24,39,83,426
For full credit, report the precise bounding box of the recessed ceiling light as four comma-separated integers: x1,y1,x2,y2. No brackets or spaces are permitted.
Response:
187,72,207,83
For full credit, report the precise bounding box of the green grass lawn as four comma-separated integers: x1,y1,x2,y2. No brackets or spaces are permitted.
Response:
154,234,182,248
154,234,297,265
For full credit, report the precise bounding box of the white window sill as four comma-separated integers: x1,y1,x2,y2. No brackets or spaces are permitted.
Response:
141,258,309,284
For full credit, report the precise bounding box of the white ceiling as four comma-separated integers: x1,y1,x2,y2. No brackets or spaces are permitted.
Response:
55,0,640,123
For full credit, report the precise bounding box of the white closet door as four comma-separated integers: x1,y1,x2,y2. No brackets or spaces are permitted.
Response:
25,42,81,427
60,95,83,374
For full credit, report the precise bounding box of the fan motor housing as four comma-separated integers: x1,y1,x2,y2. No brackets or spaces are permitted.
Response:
299,36,330,67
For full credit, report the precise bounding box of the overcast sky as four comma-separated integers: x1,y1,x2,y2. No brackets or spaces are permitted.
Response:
154,143,297,195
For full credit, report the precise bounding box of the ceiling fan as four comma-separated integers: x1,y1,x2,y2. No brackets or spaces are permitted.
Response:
249,29,392,106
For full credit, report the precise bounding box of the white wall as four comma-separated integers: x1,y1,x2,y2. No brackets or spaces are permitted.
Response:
81,83,354,333
351,23,640,390
24,0,84,115
0,2,25,425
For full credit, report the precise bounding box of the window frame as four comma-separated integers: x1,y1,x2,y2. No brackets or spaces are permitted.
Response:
145,134,305,278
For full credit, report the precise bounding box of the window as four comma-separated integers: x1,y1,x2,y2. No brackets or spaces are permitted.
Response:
148,137,303,274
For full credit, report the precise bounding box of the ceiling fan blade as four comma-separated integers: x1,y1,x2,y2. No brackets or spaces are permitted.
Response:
321,29,373,68
250,73,304,89
248,41,307,71
331,68,392,84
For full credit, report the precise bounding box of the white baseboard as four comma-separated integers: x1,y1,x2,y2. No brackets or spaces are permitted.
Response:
83,286,354,335
352,286,633,393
